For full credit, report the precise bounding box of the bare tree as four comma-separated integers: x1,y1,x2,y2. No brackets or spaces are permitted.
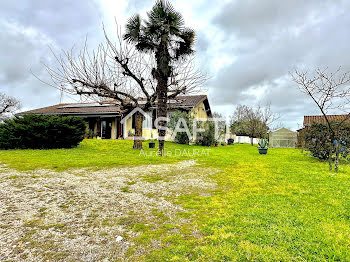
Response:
231,104,278,145
39,23,206,150
292,67,350,171
244,106,265,145
0,93,21,120
256,103,279,138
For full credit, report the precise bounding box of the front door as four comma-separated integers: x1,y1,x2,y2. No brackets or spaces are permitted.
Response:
101,119,112,139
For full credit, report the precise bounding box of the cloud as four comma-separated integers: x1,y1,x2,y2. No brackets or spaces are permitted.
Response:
0,0,103,47
126,0,155,12
1,0,349,129
214,0,343,39
0,0,104,110
208,0,350,129
0,21,52,83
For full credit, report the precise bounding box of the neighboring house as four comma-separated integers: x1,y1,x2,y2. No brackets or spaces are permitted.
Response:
297,114,350,147
297,114,350,133
269,128,297,148
17,95,212,140
299,115,350,129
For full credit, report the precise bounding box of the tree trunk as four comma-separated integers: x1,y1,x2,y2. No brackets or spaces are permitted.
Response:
301,139,305,153
299,131,305,153
250,137,254,146
155,36,170,156
157,77,167,156
133,111,143,150
328,141,333,171
335,141,340,171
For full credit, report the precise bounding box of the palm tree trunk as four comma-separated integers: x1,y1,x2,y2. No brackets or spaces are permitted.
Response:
155,37,170,156
133,111,143,150
157,77,167,156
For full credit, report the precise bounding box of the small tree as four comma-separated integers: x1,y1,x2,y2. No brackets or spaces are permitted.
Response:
230,104,277,145
292,68,350,171
0,93,20,120
168,111,193,144
305,121,350,161
195,121,216,147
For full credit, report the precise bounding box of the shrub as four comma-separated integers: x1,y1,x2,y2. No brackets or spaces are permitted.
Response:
0,114,86,149
196,121,216,147
168,111,193,145
305,123,330,160
305,122,350,160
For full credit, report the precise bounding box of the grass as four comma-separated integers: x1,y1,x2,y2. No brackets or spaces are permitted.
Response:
1,140,350,261
0,139,194,171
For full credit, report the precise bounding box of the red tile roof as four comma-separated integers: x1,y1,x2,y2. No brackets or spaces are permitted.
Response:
303,114,350,126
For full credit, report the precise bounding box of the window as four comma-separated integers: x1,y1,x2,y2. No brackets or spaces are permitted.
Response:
143,112,152,129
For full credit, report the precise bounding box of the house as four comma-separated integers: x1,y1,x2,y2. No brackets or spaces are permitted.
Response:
269,128,297,148
297,114,350,147
299,115,350,129
297,114,350,134
17,95,212,140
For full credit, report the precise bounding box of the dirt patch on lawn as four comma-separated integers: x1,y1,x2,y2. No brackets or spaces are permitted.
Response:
0,161,217,261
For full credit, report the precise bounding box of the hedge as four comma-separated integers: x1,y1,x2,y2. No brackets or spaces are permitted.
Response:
0,114,86,149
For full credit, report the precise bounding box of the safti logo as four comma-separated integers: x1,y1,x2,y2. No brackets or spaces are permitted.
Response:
120,107,149,126
120,107,149,140
121,108,149,124
121,107,231,141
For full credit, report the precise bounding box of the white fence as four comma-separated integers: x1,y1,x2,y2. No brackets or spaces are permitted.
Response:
233,135,259,144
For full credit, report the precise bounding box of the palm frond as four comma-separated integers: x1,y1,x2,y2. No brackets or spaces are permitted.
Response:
124,14,142,43
135,36,156,52
147,0,184,34
144,20,162,39
166,9,184,31
124,0,194,59
175,28,195,59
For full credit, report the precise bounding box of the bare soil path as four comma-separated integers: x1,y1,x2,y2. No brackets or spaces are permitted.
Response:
0,161,216,261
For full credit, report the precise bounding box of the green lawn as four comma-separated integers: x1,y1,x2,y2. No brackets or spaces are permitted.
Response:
0,139,212,171
1,140,350,261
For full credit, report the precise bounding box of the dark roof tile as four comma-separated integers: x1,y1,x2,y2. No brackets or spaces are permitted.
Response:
17,95,209,116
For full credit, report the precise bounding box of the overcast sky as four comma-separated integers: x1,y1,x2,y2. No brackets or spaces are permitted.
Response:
1,0,350,130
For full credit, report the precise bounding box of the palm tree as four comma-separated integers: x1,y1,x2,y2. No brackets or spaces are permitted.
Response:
124,0,195,155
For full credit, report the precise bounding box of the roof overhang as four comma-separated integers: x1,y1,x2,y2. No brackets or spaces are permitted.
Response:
16,112,121,118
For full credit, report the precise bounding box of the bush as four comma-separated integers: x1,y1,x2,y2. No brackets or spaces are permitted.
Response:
168,111,193,144
0,114,86,149
305,122,350,160
305,123,330,160
196,121,216,147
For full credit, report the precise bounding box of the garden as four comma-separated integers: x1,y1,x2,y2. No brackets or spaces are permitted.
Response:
1,0,350,260
1,139,350,261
